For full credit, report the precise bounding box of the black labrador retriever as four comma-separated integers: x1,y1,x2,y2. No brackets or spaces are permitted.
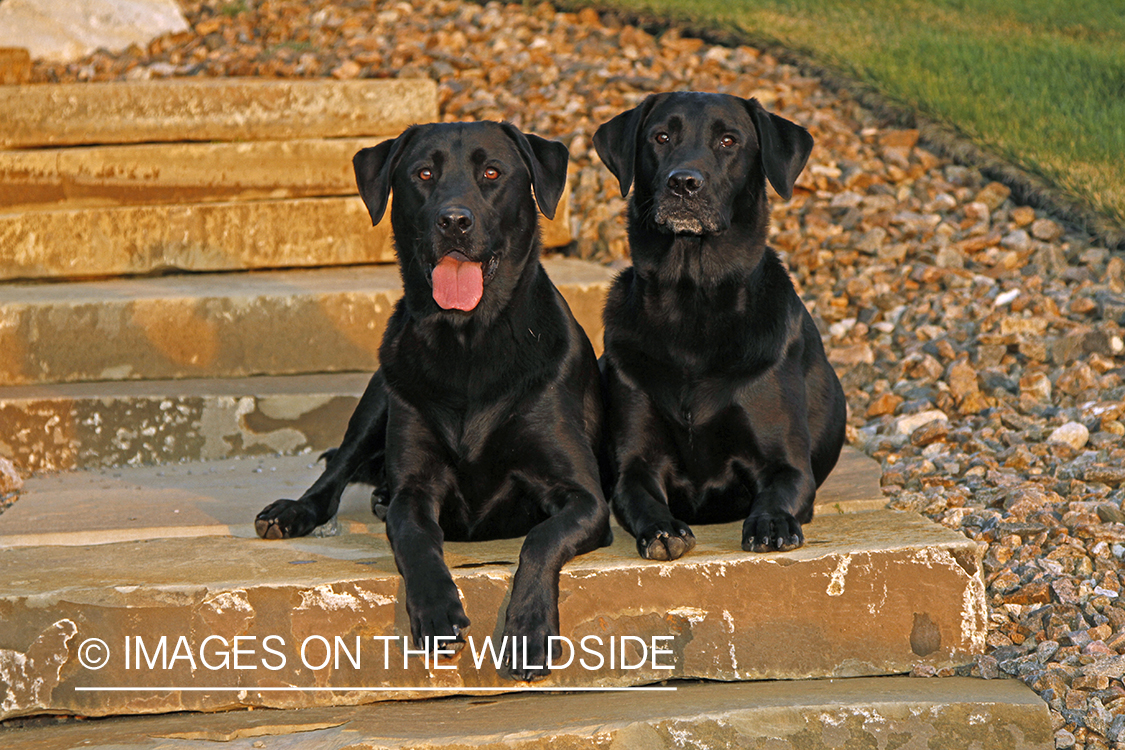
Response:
255,121,611,681
592,91,846,560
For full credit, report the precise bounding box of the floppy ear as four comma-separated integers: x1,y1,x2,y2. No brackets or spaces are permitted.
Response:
746,99,814,201
500,122,570,220
592,94,659,198
352,127,415,225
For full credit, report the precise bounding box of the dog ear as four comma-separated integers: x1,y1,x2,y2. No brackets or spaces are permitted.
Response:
500,123,570,220
746,99,814,201
592,94,659,198
352,128,415,225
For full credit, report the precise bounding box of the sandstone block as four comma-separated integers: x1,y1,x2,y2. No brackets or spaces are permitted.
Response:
1,196,395,280
0,510,985,719
1,185,571,281
0,374,368,473
0,445,880,546
0,79,438,149
0,259,610,386
0,677,1050,749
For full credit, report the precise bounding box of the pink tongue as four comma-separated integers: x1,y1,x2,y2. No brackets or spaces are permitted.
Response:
432,254,484,311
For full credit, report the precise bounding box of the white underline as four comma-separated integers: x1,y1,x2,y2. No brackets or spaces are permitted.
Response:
75,686,676,692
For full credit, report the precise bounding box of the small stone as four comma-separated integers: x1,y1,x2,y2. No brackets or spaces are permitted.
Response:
1088,469,1125,487
0,456,23,495
1031,218,1063,241
934,245,964,269
946,360,979,401
1019,372,1053,403
1000,229,1030,252
1052,578,1081,605
1054,728,1076,749
910,663,937,678
331,59,361,79
1049,422,1090,451
910,420,949,448
895,410,949,436
865,392,903,418
1010,206,1036,227
828,343,874,368
975,182,1011,211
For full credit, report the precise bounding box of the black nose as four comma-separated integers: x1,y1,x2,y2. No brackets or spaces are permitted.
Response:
438,206,474,235
667,169,704,197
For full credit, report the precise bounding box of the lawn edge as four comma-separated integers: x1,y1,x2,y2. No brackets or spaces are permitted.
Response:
558,1,1125,251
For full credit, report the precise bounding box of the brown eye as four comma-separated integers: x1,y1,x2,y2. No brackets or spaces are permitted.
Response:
720,135,736,148
654,132,670,144
419,168,433,181
483,167,501,180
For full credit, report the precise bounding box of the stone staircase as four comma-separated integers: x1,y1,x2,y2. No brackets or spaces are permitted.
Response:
0,79,1050,748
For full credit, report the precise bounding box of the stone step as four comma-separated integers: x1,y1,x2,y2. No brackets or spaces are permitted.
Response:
0,79,438,149
0,138,380,211
2,195,395,280
0,373,369,473
0,482,986,719
0,447,881,547
0,144,573,279
1,185,572,280
0,676,1051,749
0,257,609,387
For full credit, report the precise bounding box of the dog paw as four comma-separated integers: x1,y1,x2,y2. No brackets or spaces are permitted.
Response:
501,599,557,682
406,589,471,655
255,499,321,539
742,510,804,552
636,520,696,560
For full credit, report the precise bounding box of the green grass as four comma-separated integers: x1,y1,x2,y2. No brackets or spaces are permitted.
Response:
574,0,1125,240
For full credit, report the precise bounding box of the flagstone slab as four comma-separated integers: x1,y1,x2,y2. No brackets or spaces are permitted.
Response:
0,258,608,386
1,196,396,280
0,143,572,279
0,447,880,546
0,509,984,719
0,79,437,148
0,677,1050,750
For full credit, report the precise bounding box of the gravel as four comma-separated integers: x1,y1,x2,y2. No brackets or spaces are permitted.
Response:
29,1,1125,745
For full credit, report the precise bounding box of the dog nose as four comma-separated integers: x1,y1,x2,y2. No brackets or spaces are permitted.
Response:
667,169,704,197
438,206,474,235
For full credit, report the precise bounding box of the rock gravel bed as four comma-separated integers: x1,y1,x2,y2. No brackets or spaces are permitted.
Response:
28,1,1125,746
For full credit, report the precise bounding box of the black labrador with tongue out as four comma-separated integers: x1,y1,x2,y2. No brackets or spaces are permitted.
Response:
593,92,846,561
255,122,611,681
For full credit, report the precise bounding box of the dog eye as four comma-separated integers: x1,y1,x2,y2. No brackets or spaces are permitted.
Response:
483,167,501,180
418,168,433,181
720,135,737,148
654,132,670,144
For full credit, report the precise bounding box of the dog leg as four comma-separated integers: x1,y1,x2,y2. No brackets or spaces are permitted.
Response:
385,482,471,655
502,486,609,681
615,463,697,561
255,371,388,539
742,465,816,552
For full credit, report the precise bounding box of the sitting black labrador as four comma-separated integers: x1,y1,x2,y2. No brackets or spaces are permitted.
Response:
592,91,846,560
255,121,611,681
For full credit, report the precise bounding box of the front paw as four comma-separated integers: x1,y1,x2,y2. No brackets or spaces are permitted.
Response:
255,499,321,539
406,585,471,656
742,510,804,552
501,597,558,682
636,520,696,561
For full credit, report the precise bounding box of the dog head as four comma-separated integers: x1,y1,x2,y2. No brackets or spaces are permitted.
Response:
593,92,813,238
354,122,568,320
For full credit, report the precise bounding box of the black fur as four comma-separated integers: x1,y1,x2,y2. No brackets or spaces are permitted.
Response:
593,91,846,560
256,122,610,681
